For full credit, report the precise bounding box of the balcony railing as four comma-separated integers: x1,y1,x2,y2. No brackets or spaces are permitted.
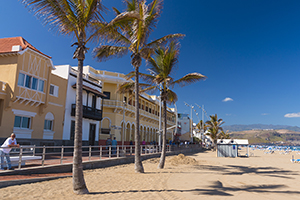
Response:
102,99,176,124
71,104,103,121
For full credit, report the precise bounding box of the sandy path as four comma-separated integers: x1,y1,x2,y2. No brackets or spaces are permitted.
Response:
0,149,300,200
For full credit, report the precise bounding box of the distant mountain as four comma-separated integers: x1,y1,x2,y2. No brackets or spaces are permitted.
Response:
228,129,300,145
223,124,300,132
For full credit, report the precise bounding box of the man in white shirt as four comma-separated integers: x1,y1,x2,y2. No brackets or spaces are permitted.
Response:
0,133,19,170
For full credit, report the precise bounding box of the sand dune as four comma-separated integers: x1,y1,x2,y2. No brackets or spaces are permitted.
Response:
1,149,300,200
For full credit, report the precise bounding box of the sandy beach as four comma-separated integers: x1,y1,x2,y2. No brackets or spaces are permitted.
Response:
1,149,300,200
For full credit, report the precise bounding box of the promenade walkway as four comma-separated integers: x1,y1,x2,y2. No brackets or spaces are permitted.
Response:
0,144,202,188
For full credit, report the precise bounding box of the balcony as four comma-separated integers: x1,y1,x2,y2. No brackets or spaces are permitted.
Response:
102,99,176,125
71,104,103,121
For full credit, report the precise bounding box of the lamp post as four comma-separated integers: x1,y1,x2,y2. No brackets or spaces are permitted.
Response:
158,94,162,146
195,103,207,147
122,100,126,150
184,102,194,143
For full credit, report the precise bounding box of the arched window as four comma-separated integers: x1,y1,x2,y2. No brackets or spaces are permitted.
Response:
44,112,54,131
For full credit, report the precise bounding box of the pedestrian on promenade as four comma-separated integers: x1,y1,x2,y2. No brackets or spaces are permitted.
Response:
106,137,112,155
112,137,117,155
0,133,19,170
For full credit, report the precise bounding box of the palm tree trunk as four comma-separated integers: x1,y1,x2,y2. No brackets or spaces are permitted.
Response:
73,57,89,194
158,98,167,169
134,65,144,173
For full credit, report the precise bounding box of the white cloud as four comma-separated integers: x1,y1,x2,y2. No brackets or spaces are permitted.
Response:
226,114,232,116
222,97,233,102
261,113,269,116
284,112,300,118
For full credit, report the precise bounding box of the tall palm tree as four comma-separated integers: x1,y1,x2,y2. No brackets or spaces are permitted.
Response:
197,119,206,132
121,41,206,169
220,130,230,139
22,0,106,194
197,119,206,145
94,0,183,173
205,114,225,149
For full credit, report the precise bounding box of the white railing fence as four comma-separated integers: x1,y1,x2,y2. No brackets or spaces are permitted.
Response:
1,144,200,170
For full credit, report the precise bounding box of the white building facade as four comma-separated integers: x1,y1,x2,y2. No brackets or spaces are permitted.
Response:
52,65,106,146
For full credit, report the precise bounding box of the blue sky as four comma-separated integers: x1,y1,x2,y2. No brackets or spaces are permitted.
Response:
1,0,300,126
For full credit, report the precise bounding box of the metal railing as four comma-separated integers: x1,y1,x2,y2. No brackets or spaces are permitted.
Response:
71,104,103,120
0,144,202,170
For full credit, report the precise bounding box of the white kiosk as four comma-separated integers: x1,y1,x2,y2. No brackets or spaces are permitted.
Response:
217,139,249,157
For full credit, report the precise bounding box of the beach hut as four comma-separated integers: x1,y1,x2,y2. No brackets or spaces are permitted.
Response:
217,139,249,157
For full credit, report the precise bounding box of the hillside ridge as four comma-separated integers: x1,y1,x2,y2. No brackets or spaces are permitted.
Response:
223,124,300,132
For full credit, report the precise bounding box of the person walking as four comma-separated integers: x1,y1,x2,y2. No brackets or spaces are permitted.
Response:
112,137,117,155
106,137,112,155
0,133,19,170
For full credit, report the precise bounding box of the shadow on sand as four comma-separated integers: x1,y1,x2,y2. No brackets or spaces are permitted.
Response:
88,180,300,196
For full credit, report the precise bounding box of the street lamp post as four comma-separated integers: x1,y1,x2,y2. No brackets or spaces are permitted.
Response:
195,103,208,147
122,100,126,150
158,94,162,147
184,102,194,143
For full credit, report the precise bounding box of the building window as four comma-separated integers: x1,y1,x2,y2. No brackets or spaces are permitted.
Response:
17,72,45,92
44,120,53,130
49,84,59,97
14,116,31,129
32,77,38,90
25,75,32,88
17,73,25,86
38,80,44,92
149,108,152,113
146,106,148,112
103,91,110,99
44,112,54,131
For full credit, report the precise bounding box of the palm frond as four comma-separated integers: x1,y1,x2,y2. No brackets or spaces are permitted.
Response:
93,45,128,62
117,82,135,94
165,89,178,104
22,0,75,35
145,33,185,49
171,72,206,88
140,85,157,94
22,0,104,41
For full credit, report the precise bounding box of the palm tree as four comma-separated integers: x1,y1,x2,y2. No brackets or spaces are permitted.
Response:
220,130,230,139
22,0,106,194
205,114,225,149
197,119,206,132
121,41,206,169
196,119,206,145
94,0,183,173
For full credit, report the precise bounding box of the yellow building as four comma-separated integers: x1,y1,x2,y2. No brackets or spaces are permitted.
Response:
82,66,176,145
0,37,67,146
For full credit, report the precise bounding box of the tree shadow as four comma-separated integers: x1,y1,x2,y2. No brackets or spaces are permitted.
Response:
88,180,300,196
196,164,298,179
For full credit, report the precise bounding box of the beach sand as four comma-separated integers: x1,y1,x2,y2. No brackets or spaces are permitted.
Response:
1,149,300,200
